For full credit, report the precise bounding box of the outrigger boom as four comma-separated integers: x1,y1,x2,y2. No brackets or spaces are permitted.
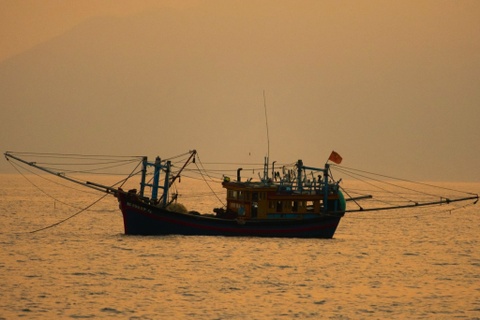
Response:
4,152,116,194
345,195,479,213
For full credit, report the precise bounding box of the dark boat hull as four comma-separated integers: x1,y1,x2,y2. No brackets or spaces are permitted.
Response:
117,193,343,238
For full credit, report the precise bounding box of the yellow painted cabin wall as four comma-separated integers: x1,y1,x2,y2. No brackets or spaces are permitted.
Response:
224,182,341,219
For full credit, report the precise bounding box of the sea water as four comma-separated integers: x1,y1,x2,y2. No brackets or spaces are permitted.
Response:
0,174,479,319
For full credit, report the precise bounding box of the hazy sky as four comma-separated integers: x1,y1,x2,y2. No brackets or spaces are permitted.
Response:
1,0,479,181
0,1,201,61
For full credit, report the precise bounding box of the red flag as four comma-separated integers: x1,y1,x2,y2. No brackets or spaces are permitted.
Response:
328,151,342,164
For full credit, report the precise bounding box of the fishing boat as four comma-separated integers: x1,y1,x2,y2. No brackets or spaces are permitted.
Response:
4,150,478,238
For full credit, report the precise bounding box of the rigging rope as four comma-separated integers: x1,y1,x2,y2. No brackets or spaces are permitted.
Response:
6,154,143,233
328,163,478,215
194,153,226,207
331,165,479,213
29,193,110,233
331,164,478,196
334,167,419,208
6,151,476,225
8,151,144,160
7,160,111,215
163,151,193,162
333,166,440,201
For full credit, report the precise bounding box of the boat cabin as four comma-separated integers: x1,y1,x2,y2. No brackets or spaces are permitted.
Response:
219,160,344,220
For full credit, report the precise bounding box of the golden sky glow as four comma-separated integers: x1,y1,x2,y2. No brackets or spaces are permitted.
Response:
1,0,479,181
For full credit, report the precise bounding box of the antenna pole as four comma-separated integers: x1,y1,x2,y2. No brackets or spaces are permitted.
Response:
263,90,270,180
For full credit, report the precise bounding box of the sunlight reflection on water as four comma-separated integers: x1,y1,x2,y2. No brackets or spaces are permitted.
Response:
1,175,479,319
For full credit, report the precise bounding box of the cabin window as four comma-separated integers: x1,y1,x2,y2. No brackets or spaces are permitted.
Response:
306,201,314,212
292,201,298,212
228,190,238,199
228,202,242,211
252,192,258,201
276,201,283,212
251,202,258,218
238,191,244,200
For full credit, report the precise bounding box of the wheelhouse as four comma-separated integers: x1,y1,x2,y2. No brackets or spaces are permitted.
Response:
221,160,345,220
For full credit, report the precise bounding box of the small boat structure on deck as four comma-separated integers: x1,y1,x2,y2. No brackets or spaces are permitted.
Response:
4,150,478,238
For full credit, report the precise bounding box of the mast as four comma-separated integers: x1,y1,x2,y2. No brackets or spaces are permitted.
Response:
323,163,330,214
263,156,269,182
139,156,148,197
139,156,167,204
151,157,161,201
263,90,270,182
297,159,303,192
139,150,196,206
160,160,171,207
